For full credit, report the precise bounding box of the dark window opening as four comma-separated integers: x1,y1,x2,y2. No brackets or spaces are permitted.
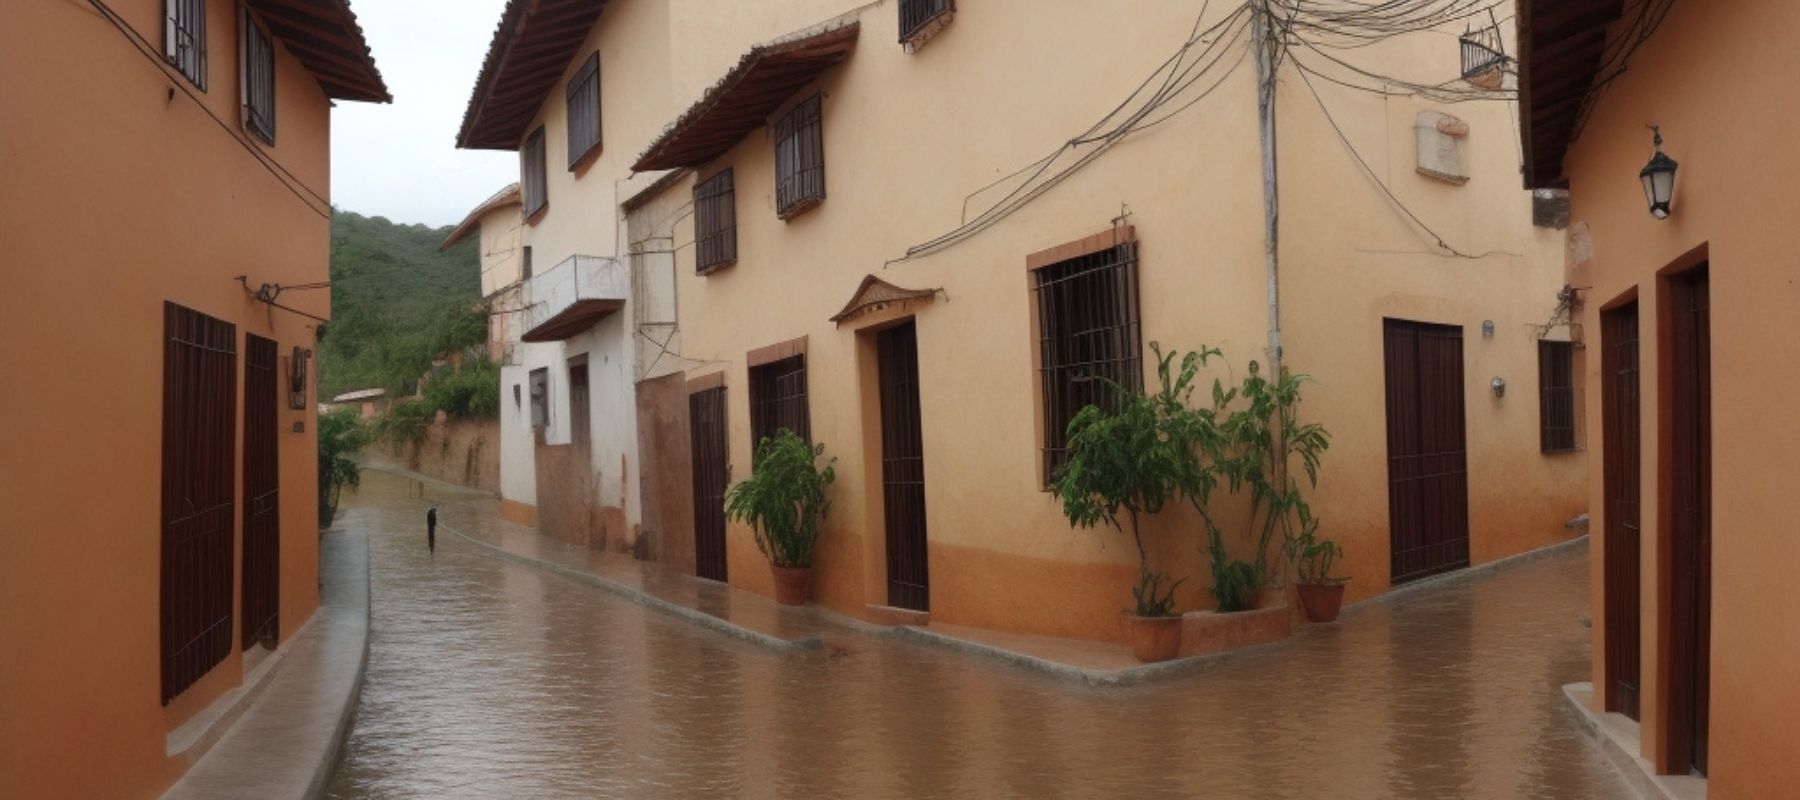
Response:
522,245,533,280
899,0,955,45
566,52,601,169
164,0,207,89
1034,240,1142,485
749,354,810,453
1539,339,1576,452
528,367,549,428
242,10,276,144
773,94,825,219
1533,188,1571,229
694,169,737,273
521,127,548,219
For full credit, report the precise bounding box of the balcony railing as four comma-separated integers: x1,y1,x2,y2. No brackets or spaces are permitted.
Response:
899,0,954,46
521,255,628,342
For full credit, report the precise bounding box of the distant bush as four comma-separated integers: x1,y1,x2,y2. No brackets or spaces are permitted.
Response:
425,359,501,420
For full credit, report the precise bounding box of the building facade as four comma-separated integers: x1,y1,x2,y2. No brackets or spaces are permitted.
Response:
1520,1,1799,794
462,0,1586,646
0,1,385,796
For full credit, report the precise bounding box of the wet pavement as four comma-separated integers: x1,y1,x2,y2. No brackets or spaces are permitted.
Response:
327,469,1634,799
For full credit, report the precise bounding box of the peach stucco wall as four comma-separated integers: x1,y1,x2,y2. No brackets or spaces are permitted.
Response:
1564,1,1800,793
0,1,338,797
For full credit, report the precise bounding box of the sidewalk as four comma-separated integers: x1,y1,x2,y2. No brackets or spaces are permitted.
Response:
163,530,370,800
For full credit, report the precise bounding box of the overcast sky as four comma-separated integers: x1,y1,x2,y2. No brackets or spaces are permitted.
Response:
330,0,515,228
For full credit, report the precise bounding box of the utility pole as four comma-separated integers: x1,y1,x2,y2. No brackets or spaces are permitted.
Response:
1253,0,1283,379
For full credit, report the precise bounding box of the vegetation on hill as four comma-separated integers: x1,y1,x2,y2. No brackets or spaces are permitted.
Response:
320,209,487,399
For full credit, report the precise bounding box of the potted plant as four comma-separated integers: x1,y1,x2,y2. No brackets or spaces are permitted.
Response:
723,430,836,605
1284,512,1349,622
1055,345,1200,662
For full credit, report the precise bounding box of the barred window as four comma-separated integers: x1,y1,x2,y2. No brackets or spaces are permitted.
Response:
1539,340,1576,452
749,354,810,452
164,0,207,89
566,52,601,169
899,0,955,45
521,127,548,219
242,10,276,144
694,169,737,273
1033,240,1143,485
773,94,825,219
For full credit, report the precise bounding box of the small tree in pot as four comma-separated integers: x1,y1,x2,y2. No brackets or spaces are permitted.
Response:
1284,511,1349,621
724,430,836,605
1054,345,1201,662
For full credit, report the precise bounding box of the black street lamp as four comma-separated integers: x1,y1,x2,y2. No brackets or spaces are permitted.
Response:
1640,125,1679,219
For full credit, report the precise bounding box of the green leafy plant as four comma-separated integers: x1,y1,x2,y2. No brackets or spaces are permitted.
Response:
1282,509,1346,585
1053,344,1201,618
723,431,836,568
424,358,501,419
318,408,368,527
1220,360,1331,588
373,397,434,447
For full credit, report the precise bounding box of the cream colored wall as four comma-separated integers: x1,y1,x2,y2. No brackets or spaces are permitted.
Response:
0,1,339,796
653,0,1582,638
478,204,524,299
1561,0,1800,792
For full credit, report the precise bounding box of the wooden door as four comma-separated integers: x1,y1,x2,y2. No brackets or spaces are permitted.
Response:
241,335,280,650
689,387,729,582
879,322,930,611
1383,319,1471,583
1669,265,1711,775
1602,302,1642,719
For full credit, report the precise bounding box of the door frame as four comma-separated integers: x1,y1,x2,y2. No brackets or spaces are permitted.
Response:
1382,318,1472,585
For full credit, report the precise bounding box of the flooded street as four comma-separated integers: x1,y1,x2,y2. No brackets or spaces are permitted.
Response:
328,469,1631,799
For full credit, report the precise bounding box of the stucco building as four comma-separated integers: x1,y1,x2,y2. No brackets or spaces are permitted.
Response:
1520,1,1799,795
460,0,1586,646
0,1,385,796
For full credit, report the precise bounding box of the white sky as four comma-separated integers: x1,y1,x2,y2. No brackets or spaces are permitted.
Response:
330,0,516,228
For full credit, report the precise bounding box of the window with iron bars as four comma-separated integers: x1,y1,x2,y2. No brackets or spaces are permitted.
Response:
773,94,825,219
1539,340,1576,452
242,10,276,144
1458,24,1507,81
694,169,737,273
749,354,811,453
566,52,601,169
1033,240,1143,485
521,127,548,219
164,0,207,89
899,0,954,45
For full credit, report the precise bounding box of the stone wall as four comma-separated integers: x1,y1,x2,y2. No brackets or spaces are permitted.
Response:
387,417,501,493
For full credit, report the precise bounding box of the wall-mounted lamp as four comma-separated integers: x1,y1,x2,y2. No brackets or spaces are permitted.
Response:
1640,125,1679,219
1491,376,1506,398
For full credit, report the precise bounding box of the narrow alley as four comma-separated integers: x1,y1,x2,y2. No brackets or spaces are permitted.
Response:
327,469,1632,799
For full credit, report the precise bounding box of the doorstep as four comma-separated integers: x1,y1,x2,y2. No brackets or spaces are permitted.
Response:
1562,683,1708,800
163,530,371,800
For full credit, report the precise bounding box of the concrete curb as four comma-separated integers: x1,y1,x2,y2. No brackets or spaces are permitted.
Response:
443,523,825,653
888,623,1295,689
305,531,373,800
1340,534,1590,617
1561,683,1702,800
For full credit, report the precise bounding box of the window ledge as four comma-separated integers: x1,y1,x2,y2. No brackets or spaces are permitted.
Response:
569,142,603,175
901,8,955,52
697,259,736,276
777,195,824,221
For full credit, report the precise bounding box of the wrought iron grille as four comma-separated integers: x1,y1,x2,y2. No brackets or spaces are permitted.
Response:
1459,25,1507,80
163,0,207,89
749,354,811,451
522,127,548,218
774,94,825,218
1033,240,1142,485
243,11,276,143
566,52,601,168
242,334,280,650
1539,340,1577,452
694,169,737,273
899,0,954,44
161,302,237,703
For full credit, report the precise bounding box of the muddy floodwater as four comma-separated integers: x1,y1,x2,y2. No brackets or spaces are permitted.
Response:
327,470,1631,799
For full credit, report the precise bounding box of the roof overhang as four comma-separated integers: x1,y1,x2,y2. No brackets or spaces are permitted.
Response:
1517,0,1627,189
247,0,389,102
442,183,522,250
458,0,611,150
632,21,859,172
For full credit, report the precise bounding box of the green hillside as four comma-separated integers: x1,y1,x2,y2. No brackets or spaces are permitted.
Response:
319,209,485,399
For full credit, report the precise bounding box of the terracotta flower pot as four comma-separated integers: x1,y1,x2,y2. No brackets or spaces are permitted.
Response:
1123,614,1184,662
1295,582,1348,623
770,566,813,606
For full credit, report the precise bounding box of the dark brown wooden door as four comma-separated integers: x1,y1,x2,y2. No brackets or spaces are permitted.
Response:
689,387,729,582
879,322,930,611
161,303,237,704
1601,302,1642,720
242,335,280,650
1383,319,1471,583
1669,265,1711,775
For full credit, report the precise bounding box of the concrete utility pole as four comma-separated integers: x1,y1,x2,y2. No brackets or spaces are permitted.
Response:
1253,0,1283,379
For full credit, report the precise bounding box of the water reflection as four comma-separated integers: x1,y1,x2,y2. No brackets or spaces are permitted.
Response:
328,471,1631,799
